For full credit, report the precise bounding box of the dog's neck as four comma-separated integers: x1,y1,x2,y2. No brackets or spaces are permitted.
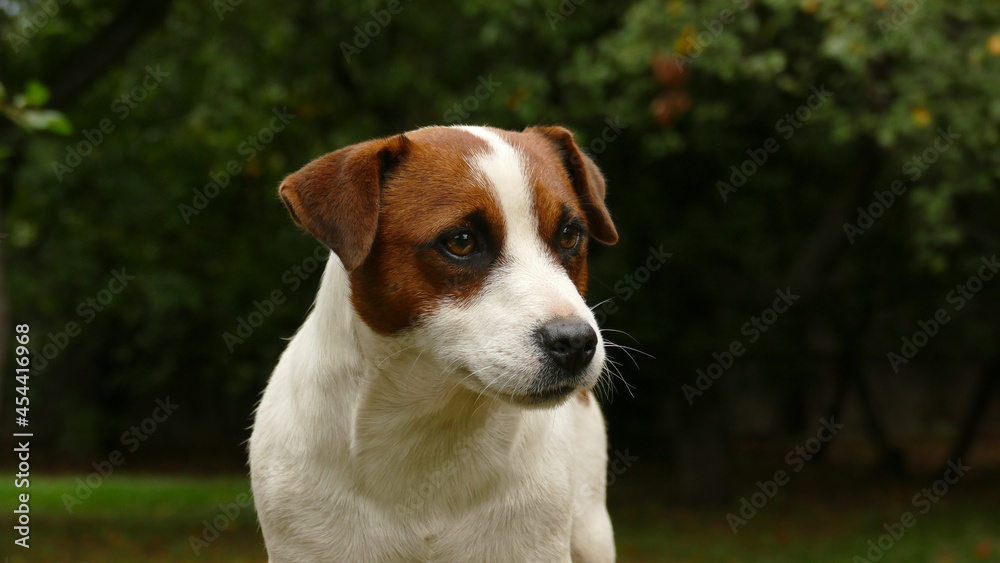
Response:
307,257,546,495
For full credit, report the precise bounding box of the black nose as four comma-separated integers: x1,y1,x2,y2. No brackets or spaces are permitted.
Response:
536,317,598,375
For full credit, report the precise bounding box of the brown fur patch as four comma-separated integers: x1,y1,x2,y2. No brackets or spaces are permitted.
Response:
279,135,410,271
350,128,505,334
521,126,618,245
498,128,593,296
288,126,616,335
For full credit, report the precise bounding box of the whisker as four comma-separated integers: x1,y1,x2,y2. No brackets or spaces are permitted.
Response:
605,356,635,398
400,349,426,386
376,344,418,370
603,339,652,374
589,297,614,311
604,342,653,359
599,328,641,345
446,363,493,396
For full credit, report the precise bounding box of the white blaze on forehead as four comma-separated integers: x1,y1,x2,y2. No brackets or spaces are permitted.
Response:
454,126,588,322
455,126,541,260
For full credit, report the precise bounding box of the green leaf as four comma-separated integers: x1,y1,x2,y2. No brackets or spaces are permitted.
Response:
24,80,50,107
44,113,73,136
19,109,73,135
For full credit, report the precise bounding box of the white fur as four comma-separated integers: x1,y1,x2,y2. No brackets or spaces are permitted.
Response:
250,126,615,562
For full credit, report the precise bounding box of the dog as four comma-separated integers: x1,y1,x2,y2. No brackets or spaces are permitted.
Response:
249,125,619,562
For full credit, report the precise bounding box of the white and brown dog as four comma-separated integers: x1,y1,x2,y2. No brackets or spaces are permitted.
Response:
249,125,619,562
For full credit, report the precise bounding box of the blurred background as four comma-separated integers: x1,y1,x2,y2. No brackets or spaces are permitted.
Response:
1,0,999,561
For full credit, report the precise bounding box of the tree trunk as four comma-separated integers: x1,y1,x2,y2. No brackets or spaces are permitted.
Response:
668,350,731,505
940,357,1000,476
0,142,25,417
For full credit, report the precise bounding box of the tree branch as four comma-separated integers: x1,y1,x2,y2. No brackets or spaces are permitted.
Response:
47,0,176,110
0,0,175,142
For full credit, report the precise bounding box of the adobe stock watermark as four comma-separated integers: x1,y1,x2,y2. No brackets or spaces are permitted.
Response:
717,85,833,202
852,459,969,562
545,0,588,29
51,64,170,182
5,0,70,54
61,397,179,513
32,269,136,373
213,0,243,21
178,107,295,223
188,491,255,555
887,254,997,373
591,245,672,325
223,244,329,351
339,0,412,63
395,434,476,516
583,117,628,157
683,288,800,405
877,0,926,40
392,429,622,517
670,0,752,69
443,75,502,123
843,127,959,244
606,449,638,486
580,447,639,500
727,417,844,534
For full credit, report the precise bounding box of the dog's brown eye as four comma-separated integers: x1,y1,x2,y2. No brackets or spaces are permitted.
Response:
444,232,476,256
560,225,581,250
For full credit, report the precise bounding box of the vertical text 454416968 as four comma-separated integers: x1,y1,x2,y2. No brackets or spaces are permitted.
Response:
14,323,33,549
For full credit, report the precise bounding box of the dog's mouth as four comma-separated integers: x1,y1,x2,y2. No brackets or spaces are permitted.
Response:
489,384,577,408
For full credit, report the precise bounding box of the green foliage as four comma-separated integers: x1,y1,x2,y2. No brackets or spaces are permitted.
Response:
0,80,72,136
2,0,998,460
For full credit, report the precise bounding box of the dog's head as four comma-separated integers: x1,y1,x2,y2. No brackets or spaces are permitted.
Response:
279,126,617,407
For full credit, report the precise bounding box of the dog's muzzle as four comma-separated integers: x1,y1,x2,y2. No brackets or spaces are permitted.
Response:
535,316,598,378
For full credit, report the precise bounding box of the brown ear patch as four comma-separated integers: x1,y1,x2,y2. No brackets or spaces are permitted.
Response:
524,126,618,245
495,128,591,296
348,127,498,334
278,134,411,271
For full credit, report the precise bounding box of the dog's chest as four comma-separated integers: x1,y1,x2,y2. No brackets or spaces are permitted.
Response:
352,490,573,563
341,418,575,561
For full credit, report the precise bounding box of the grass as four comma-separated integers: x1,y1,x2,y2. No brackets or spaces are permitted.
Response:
0,465,997,562
610,460,1000,563
611,488,1000,562
0,476,265,562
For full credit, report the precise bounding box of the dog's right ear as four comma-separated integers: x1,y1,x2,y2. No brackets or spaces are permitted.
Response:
525,125,618,245
278,135,410,271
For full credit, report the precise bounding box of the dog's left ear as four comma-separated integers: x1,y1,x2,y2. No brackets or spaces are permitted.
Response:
526,125,618,245
278,134,411,271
